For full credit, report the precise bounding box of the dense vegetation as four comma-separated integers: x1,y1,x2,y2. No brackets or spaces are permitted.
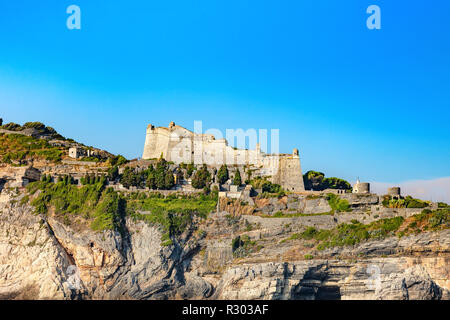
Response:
291,208,449,250
303,170,352,191
0,133,64,164
126,191,218,245
109,155,128,167
26,175,124,232
119,159,175,190
382,195,430,208
25,176,218,244
249,177,284,197
191,164,211,189
180,162,195,178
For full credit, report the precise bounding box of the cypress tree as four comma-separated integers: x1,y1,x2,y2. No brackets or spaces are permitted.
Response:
217,164,229,184
233,169,242,186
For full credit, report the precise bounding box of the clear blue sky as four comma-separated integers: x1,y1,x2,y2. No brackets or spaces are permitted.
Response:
0,1,449,183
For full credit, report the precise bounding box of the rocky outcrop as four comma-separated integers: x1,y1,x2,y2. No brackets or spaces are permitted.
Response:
0,188,208,300
0,188,448,300
210,258,448,300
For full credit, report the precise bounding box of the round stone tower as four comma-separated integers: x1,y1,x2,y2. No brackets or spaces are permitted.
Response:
352,178,370,194
387,187,401,196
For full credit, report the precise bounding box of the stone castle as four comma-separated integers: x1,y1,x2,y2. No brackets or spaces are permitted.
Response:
142,122,305,191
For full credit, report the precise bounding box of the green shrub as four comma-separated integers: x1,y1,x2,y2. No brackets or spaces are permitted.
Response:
26,179,125,232
382,195,429,208
110,155,128,166
306,216,407,250
231,234,260,257
327,193,351,212
303,170,325,191
300,227,318,240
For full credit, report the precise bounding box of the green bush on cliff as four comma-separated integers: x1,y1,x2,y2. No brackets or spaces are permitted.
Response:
26,178,124,232
0,122,23,131
231,235,260,258
308,216,406,250
127,192,217,243
250,177,284,197
91,188,125,231
307,209,449,250
327,193,351,212
109,154,128,167
382,195,429,208
322,177,352,190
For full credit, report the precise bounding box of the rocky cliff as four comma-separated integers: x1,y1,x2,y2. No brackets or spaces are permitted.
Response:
1,186,448,300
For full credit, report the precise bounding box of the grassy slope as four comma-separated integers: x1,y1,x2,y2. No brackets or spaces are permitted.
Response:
0,133,65,164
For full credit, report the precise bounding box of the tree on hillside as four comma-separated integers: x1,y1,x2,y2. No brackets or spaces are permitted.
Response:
120,167,142,188
164,172,175,190
110,155,128,167
0,118,3,126
192,164,211,189
217,164,229,184
149,159,174,190
233,169,242,186
303,170,325,191
322,177,352,190
107,166,119,182
303,170,351,191
146,165,156,189
186,162,195,178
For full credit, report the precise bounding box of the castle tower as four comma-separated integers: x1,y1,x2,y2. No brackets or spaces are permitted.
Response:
353,178,370,194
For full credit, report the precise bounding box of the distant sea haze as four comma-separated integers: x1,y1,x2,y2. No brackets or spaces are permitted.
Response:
370,177,450,203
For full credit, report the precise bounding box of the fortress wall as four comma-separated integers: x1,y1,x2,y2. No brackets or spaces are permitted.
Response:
168,127,194,163
144,124,265,167
142,123,305,192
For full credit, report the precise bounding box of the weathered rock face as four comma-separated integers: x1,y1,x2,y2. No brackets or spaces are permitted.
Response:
0,190,72,299
0,188,206,300
211,259,448,300
0,189,449,300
